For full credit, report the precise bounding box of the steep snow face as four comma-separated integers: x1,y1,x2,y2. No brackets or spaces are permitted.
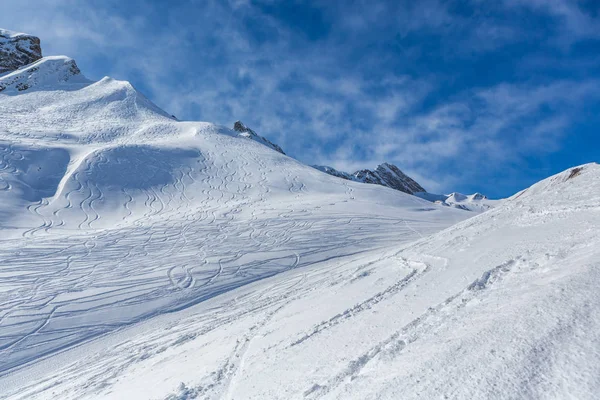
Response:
0,32,469,379
314,162,426,195
232,120,286,154
0,29,42,74
2,164,598,400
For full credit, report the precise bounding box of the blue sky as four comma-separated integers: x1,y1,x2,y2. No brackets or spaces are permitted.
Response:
2,0,599,197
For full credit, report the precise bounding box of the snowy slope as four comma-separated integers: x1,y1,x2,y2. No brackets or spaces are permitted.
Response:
1,163,597,400
1,30,598,400
0,35,468,384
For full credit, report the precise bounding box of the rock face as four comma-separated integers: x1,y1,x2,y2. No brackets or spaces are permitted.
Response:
354,163,426,194
0,29,42,74
314,162,425,195
233,121,286,155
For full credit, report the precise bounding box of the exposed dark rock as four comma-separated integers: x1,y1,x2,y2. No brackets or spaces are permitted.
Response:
567,167,583,180
354,163,425,194
314,162,425,195
0,29,42,74
233,121,286,155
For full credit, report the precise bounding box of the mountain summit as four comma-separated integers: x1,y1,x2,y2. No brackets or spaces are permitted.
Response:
354,162,426,194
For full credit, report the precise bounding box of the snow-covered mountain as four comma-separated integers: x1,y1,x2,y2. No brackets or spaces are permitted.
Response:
415,191,501,212
0,29,468,377
1,29,598,400
314,163,499,211
314,162,425,194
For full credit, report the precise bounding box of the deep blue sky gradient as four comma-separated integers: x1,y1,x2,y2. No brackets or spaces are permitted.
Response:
2,0,599,197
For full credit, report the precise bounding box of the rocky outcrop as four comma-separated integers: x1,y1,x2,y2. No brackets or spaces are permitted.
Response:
0,29,42,75
354,163,425,194
313,162,425,195
233,121,286,155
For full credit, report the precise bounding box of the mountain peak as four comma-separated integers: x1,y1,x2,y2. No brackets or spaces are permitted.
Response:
354,162,426,194
0,28,42,75
314,162,425,195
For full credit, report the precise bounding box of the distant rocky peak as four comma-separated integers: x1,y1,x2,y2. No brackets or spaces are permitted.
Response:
232,121,286,155
314,162,425,195
355,162,426,194
0,29,42,75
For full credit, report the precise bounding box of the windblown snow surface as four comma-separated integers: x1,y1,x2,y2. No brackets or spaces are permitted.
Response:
1,56,599,400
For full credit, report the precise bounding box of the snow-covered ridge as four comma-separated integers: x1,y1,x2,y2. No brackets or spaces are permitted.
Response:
232,120,286,154
415,191,501,212
313,165,354,180
0,55,87,93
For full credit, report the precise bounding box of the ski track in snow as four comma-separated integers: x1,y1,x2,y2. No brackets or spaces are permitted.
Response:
2,56,599,400
0,132,459,378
